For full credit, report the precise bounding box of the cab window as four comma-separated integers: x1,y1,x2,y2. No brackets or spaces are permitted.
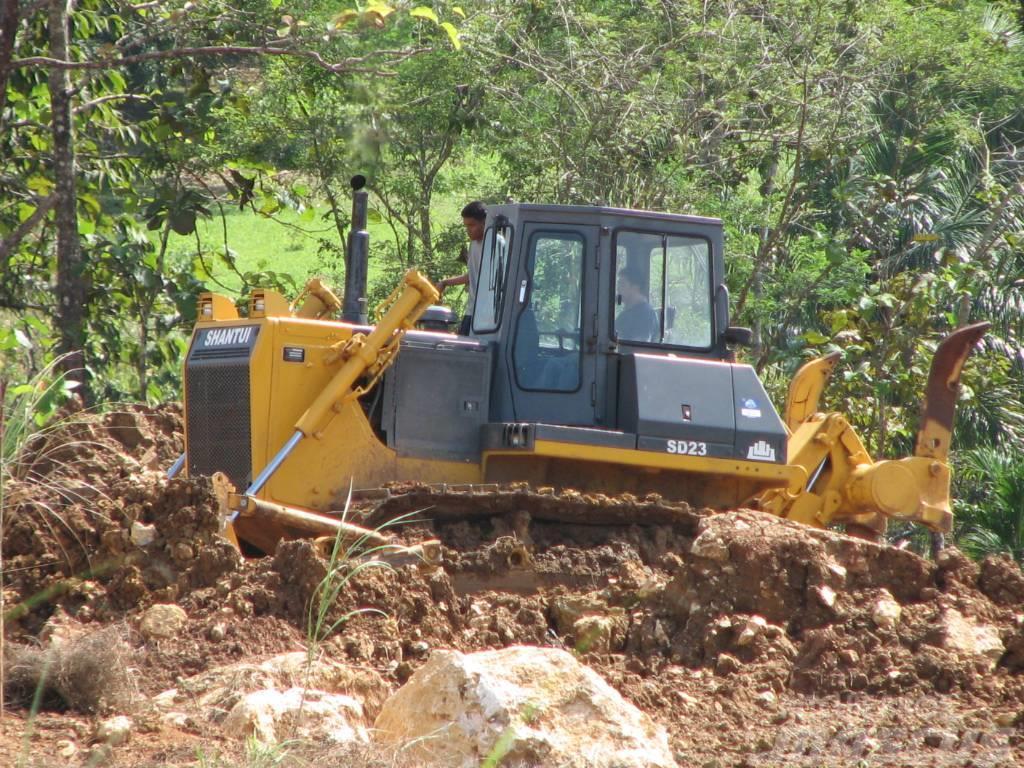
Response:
472,223,512,333
614,231,712,348
513,232,584,391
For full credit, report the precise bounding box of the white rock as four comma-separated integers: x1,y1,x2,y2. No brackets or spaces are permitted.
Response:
374,646,675,768
223,687,368,745
161,711,191,729
814,585,837,609
871,593,901,630
826,561,848,581
690,532,730,562
736,616,767,647
935,609,1005,669
130,521,157,547
151,651,390,724
140,604,188,640
95,715,133,746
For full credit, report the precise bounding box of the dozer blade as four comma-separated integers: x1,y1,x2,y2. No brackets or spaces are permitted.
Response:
915,321,990,462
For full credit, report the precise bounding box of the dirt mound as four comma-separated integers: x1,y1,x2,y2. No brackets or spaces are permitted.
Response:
4,411,1024,764
3,406,238,636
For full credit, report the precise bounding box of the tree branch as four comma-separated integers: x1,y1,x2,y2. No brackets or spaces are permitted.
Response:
11,43,429,76
73,92,152,114
0,194,56,267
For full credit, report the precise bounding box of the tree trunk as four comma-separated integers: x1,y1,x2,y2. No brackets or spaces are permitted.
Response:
49,0,87,394
0,0,19,132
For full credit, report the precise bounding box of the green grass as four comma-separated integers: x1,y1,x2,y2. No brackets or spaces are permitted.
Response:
160,151,502,303
163,205,375,294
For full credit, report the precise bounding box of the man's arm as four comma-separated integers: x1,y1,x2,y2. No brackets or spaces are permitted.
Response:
437,272,469,293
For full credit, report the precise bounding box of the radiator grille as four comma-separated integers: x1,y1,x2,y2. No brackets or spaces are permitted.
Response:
185,349,254,492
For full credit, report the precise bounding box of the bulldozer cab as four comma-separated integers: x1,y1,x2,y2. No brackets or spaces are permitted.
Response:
464,204,731,429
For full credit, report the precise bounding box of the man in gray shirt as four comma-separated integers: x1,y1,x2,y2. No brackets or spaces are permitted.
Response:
437,201,486,334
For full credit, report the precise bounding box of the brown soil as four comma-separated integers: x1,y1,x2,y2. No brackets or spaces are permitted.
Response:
3,407,1024,767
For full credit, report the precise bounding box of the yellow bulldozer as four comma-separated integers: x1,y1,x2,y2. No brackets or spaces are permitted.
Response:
173,178,987,555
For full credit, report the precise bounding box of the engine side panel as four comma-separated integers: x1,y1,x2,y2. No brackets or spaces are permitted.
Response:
382,337,492,461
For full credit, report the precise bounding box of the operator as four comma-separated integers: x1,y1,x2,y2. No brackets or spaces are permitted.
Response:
615,265,659,343
437,200,486,335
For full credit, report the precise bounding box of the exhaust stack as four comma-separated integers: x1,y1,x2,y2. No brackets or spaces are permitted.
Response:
343,174,370,323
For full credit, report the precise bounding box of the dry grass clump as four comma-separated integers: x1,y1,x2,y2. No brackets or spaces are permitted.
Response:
3,624,138,713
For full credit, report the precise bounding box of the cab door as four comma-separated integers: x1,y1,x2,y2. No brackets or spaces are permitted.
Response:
505,224,599,426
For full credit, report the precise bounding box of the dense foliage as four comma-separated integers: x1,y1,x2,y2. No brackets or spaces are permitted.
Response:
2,0,1024,554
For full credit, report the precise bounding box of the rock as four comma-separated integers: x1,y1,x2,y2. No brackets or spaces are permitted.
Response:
871,593,901,630
979,554,1024,606
86,745,113,766
754,690,777,708
838,649,859,667
814,585,837,609
152,651,391,722
715,653,741,676
736,616,767,647
208,622,226,641
924,729,958,749
936,547,980,586
374,646,675,768
675,691,698,706
574,614,620,653
858,736,880,755
139,604,188,640
408,640,430,657
690,530,730,561
57,739,77,759
130,521,157,547
223,687,369,745
995,712,1017,728
95,715,133,746
931,609,1004,668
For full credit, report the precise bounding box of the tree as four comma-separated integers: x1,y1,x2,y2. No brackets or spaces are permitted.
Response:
0,0,458,400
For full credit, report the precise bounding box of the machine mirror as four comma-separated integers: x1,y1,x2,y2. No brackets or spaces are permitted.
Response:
723,326,754,346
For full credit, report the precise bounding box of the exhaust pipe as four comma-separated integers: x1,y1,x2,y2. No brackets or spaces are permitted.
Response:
343,174,369,324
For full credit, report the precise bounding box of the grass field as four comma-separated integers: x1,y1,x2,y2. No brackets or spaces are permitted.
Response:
164,205,385,294
162,157,499,302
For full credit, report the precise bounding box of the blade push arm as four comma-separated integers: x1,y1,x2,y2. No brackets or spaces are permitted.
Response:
242,270,438,502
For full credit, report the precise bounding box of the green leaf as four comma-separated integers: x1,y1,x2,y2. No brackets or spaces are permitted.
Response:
440,21,461,50
410,6,438,23
366,1,395,17
801,331,830,345
27,175,53,194
452,6,465,18
169,209,197,235
79,192,101,215
366,207,383,224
